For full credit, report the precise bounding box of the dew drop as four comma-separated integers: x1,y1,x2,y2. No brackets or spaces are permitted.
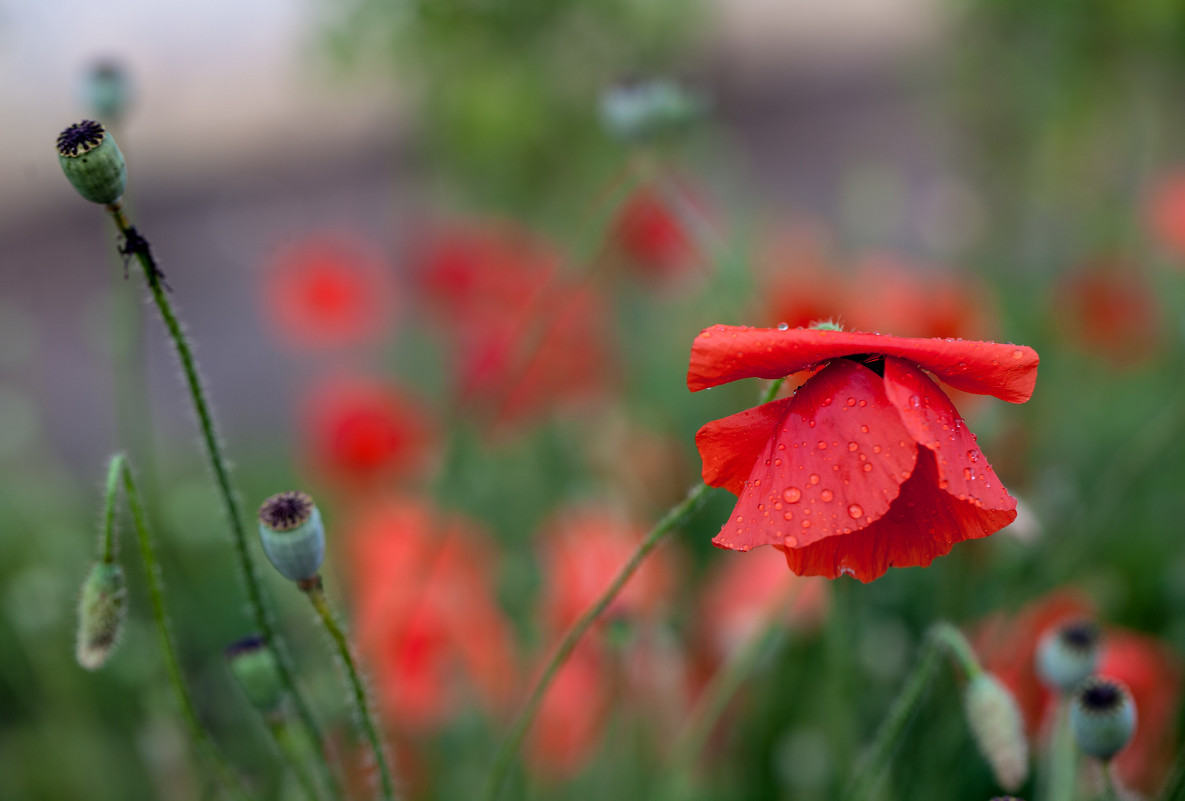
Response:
809,420,817,428
963,467,973,480
785,534,799,546
872,444,882,454
862,463,873,472
774,459,782,466
847,441,859,452
783,487,802,503
783,511,794,521
808,473,820,485
820,489,834,502
817,441,827,450
778,322,790,330
846,397,857,407
909,394,921,408
1011,349,1024,360
967,450,979,462
858,400,867,407
860,425,869,433
801,520,812,529
847,504,863,519
937,479,949,490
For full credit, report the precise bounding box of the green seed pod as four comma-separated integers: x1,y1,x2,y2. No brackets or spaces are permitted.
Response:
964,672,1029,791
1071,677,1136,761
83,60,132,125
75,560,128,670
56,119,127,204
258,491,325,583
1036,618,1101,694
226,635,285,716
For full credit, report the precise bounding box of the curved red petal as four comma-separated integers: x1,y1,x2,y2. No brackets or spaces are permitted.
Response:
696,398,793,496
710,360,918,553
882,357,1017,513
781,448,1016,582
688,325,1038,403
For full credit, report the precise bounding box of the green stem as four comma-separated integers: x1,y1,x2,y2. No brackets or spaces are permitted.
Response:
481,480,710,801
106,453,251,800
844,621,980,801
1157,740,1185,801
1041,699,1076,801
104,203,340,800
303,579,397,801
1100,760,1119,801
661,611,790,800
100,453,122,562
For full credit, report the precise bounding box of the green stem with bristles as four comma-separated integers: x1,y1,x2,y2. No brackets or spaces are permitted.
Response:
103,203,341,800
303,579,398,801
105,453,251,800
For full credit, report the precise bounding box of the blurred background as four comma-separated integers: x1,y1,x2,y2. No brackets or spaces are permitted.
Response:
3,0,1185,799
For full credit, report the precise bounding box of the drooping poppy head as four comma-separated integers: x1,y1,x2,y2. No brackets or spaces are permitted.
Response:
345,498,516,732
689,325,1038,581
262,231,396,350
299,376,433,490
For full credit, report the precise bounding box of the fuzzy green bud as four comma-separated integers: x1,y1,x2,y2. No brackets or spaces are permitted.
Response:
964,673,1029,791
57,120,127,204
75,560,127,670
83,60,132,125
258,491,325,583
226,635,285,716
1036,618,1101,694
1070,677,1136,761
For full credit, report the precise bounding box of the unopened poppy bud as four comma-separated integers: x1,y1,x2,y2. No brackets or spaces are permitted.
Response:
1070,677,1136,761
258,491,325,583
75,561,127,670
963,673,1029,791
83,60,132,125
56,120,127,204
226,635,285,715
600,79,706,143
1036,618,1101,694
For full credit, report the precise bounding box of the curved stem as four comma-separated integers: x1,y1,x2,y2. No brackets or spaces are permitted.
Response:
302,579,397,801
107,453,251,800
104,203,340,800
481,480,710,801
661,612,789,800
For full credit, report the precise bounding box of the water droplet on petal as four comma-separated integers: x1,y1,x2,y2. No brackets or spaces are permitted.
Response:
862,463,873,472
778,322,790,330
860,425,869,433
808,474,820,485
820,489,834,502
909,394,921,408
783,511,794,521
847,504,863,519
847,441,859,452
1011,349,1024,359
783,487,802,503
785,534,799,546
963,467,973,480
817,441,827,449
801,520,811,529
846,397,857,407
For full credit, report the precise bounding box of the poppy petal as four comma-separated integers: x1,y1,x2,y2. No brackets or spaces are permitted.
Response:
688,325,1038,403
696,398,793,496
781,448,1016,582
882,357,1017,513
710,360,918,553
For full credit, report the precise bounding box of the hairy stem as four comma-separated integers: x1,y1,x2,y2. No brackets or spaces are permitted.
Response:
303,579,397,801
106,453,251,800
104,203,340,799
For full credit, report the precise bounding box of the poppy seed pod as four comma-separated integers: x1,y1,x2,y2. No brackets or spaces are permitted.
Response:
76,560,128,670
1036,618,1101,694
963,672,1029,791
226,635,285,715
258,491,325,582
56,120,127,205
1070,677,1136,761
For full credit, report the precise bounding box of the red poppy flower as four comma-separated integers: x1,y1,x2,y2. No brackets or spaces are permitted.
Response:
346,498,516,731
688,325,1038,581
1055,259,1162,366
300,376,433,489
1145,169,1185,262
262,231,396,349
612,184,700,285
527,640,610,779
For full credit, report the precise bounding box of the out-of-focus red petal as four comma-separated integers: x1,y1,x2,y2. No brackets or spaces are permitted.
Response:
781,448,1016,581
688,325,1038,403
883,358,1016,513
709,360,918,553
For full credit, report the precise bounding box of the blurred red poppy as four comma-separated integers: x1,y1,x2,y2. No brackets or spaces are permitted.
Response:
346,498,516,731
1055,260,1162,366
1145,169,1185,263
699,547,828,661
300,376,432,490
611,184,700,285
262,231,396,349
760,223,848,330
689,326,1038,581
976,593,1183,795
414,221,614,430
527,640,610,780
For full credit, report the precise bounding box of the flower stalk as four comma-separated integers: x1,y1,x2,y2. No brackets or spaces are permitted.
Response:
102,201,340,799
